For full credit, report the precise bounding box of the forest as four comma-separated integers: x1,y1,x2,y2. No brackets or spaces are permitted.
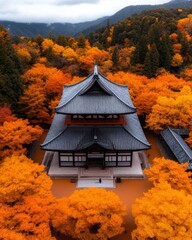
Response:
0,7,192,240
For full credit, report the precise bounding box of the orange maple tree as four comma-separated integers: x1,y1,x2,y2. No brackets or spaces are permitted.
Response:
51,187,126,240
0,119,42,159
0,104,17,125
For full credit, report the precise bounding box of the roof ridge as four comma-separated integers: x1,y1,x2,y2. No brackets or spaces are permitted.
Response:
99,72,127,87
99,75,136,110
78,75,101,95
168,127,192,159
63,72,93,88
95,76,113,95
56,75,94,110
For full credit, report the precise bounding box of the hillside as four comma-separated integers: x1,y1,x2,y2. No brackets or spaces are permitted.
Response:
80,0,192,36
0,17,108,37
1,0,192,37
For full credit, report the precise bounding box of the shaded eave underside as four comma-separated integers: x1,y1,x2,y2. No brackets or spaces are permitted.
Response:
41,113,151,151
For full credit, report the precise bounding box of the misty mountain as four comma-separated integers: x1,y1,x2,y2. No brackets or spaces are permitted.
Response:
0,0,192,38
79,0,192,36
0,17,108,38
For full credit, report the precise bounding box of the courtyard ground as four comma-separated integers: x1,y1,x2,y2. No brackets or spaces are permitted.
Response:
31,131,163,240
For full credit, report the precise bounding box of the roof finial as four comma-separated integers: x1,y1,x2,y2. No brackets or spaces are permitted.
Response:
94,63,98,76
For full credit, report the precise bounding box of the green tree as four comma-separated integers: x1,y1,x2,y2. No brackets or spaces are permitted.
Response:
0,26,23,108
112,46,119,68
131,36,148,65
77,34,86,48
143,50,152,78
159,35,171,70
150,43,159,76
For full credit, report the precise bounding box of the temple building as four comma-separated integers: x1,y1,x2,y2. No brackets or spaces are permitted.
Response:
41,65,151,183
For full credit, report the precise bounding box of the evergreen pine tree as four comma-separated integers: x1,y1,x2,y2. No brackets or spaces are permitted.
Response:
150,43,159,76
112,46,119,68
143,51,152,78
131,36,148,65
0,26,23,109
77,35,86,48
159,36,171,71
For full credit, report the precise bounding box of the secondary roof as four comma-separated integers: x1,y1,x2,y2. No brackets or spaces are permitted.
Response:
41,113,151,151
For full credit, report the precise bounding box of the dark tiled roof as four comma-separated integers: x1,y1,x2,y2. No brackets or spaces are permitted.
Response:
160,127,192,164
188,161,192,171
171,128,189,137
55,65,136,114
55,94,133,114
41,113,151,151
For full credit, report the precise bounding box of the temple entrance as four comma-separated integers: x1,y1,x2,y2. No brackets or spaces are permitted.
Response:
87,152,104,167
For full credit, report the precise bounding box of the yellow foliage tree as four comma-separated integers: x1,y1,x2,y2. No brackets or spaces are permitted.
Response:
16,47,32,65
132,182,192,240
177,14,192,41
41,38,54,52
0,155,51,203
0,155,55,239
0,119,42,159
146,86,192,131
144,157,192,194
22,63,60,85
62,46,78,63
171,53,183,67
51,187,126,240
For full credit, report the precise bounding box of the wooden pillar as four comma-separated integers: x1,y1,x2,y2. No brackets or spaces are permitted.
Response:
130,152,133,167
73,152,75,166
59,151,61,167
86,152,88,168
116,151,118,167
103,152,105,169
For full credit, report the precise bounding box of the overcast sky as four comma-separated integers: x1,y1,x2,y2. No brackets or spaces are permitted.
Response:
0,0,170,23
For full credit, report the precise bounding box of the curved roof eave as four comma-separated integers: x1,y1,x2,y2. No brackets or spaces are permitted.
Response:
123,114,151,148
98,74,136,110
40,114,67,148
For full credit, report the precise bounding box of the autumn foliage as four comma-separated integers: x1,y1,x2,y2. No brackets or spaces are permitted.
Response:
146,86,192,131
186,131,192,148
0,155,55,239
51,187,126,240
132,182,192,240
144,157,192,194
0,104,17,125
0,119,42,159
